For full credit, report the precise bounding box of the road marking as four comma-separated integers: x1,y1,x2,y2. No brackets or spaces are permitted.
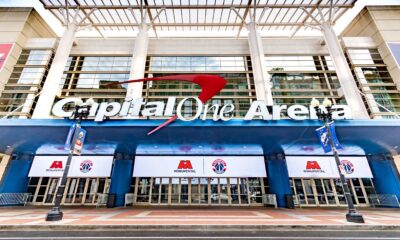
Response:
0,237,400,240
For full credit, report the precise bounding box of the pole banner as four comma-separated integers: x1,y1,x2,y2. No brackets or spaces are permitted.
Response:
64,124,76,150
316,125,331,153
329,121,342,149
73,127,86,155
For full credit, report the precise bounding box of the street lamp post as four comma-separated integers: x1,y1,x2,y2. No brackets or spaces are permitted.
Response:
46,99,94,221
311,98,365,224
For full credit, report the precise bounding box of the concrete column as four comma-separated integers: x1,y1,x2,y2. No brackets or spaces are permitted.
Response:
247,22,273,105
32,22,78,119
126,23,149,100
321,22,369,119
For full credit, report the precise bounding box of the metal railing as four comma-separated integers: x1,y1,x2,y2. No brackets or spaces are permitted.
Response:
368,194,400,208
0,193,31,206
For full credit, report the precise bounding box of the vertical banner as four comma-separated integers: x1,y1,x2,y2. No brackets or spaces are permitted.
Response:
73,128,86,155
328,121,342,150
0,43,14,72
64,124,76,150
316,125,331,153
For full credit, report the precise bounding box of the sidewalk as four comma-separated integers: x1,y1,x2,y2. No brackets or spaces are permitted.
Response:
0,207,399,230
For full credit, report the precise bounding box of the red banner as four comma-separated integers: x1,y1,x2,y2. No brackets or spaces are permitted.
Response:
0,43,14,72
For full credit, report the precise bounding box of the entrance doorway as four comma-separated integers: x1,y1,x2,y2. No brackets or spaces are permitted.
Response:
27,177,111,205
131,177,268,206
290,178,376,207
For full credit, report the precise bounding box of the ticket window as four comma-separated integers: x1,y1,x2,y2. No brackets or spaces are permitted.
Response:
26,177,110,205
290,178,375,207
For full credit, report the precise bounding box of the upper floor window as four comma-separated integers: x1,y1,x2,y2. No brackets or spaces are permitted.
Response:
149,56,246,72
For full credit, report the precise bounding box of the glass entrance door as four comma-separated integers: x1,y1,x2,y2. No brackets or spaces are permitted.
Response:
27,177,110,206
132,177,268,206
291,178,375,207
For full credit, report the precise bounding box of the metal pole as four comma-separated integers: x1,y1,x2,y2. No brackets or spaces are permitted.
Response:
46,112,82,221
324,115,365,223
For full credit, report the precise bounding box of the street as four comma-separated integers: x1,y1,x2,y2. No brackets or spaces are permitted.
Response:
0,230,400,240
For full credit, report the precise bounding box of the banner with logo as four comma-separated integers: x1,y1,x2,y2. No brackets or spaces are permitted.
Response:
133,156,266,177
285,156,373,178
28,156,113,177
0,43,14,72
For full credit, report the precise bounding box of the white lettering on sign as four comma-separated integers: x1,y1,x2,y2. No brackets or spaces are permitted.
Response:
52,97,352,122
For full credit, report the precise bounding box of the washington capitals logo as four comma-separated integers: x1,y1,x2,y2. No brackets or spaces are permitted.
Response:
340,160,355,174
212,159,227,174
113,74,227,135
80,159,93,173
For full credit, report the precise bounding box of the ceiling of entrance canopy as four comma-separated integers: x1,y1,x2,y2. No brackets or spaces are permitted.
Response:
39,0,357,38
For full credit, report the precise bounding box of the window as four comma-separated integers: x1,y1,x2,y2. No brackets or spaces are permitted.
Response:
266,55,344,110
144,56,255,118
347,48,400,118
0,49,53,118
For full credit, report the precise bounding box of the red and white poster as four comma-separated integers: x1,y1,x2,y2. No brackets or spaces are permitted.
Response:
0,43,14,72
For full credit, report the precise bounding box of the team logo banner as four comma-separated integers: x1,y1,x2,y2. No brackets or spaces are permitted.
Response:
28,156,113,177
316,122,342,153
0,43,14,72
285,156,373,178
133,156,266,177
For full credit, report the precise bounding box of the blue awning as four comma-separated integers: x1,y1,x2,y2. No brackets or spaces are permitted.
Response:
0,119,399,155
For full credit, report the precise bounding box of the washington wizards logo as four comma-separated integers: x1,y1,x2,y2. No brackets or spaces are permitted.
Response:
212,159,227,174
80,159,93,173
341,160,355,174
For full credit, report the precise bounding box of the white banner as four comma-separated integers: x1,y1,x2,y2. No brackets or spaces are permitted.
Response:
285,156,373,178
28,156,114,177
133,156,266,177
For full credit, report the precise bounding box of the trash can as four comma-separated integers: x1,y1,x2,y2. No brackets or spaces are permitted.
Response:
107,193,116,208
285,194,295,209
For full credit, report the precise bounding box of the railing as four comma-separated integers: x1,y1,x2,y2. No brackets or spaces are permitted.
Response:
368,194,400,208
262,194,277,208
0,193,31,206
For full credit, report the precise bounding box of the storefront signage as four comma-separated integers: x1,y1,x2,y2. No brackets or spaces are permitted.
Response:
132,156,266,177
52,97,352,122
28,156,113,177
0,43,14,72
285,156,373,178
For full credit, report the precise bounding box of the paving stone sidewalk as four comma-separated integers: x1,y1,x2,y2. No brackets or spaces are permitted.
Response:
0,207,399,227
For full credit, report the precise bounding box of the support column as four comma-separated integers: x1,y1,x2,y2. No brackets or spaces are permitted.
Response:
32,22,78,119
321,22,369,119
0,154,33,193
247,22,273,105
126,23,149,100
368,155,400,200
267,156,292,208
109,156,134,207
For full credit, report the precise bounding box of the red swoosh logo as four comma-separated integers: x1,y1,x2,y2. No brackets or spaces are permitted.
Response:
112,74,227,135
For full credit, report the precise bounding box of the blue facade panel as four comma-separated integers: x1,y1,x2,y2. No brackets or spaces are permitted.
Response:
369,158,400,200
267,158,292,208
0,158,32,193
109,159,133,207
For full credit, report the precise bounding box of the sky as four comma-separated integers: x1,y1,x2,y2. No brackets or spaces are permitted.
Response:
0,0,400,37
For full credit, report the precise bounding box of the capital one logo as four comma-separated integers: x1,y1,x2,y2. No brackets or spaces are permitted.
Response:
177,160,193,170
116,75,226,135
305,161,321,170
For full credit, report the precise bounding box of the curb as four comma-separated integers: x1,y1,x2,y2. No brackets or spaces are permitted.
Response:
1,224,400,231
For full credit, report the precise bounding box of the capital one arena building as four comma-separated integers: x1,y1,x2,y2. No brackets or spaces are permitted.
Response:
0,0,400,209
